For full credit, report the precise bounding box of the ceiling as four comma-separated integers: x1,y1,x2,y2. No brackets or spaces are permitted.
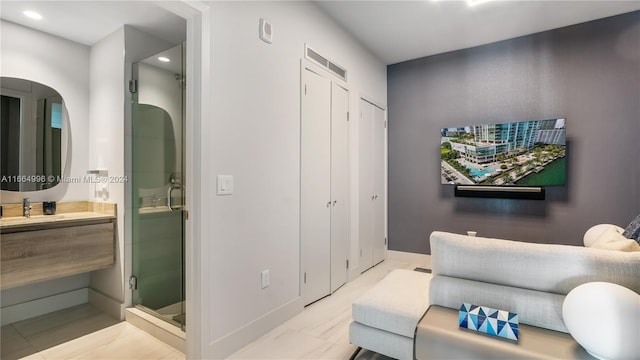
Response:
0,1,186,46
314,1,640,64
141,44,184,74
1,1,638,65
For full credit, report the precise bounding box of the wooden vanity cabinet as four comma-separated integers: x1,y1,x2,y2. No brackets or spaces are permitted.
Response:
1,218,115,289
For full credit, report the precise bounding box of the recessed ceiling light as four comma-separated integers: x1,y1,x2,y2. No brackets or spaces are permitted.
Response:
23,10,43,20
158,57,171,63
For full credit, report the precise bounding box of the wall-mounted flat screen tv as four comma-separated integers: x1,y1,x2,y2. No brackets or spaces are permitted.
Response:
440,118,566,187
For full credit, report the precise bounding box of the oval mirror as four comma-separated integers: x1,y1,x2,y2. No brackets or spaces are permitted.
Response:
1,77,69,191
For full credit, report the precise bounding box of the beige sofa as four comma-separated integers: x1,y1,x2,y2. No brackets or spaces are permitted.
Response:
350,231,639,360
421,231,640,358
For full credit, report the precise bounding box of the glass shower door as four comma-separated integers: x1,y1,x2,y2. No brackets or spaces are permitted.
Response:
131,43,185,329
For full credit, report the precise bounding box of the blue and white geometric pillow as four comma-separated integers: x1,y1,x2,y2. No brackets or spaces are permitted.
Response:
459,303,519,341
622,214,640,244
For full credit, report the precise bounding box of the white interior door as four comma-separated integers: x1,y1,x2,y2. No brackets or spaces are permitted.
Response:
330,83,349,293
358,99,374,272
301,67,331,305
372,105,386,265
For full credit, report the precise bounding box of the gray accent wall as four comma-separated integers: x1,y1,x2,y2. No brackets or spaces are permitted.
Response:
388,12,640,254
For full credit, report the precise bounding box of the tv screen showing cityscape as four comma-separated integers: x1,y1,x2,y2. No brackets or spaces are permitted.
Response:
440,119,566,186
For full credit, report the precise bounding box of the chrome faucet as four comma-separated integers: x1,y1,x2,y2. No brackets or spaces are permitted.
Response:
23,197,32,218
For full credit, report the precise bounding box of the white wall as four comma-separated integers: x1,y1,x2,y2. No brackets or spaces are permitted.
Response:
200,2,386,356
87,27,127,313
0,20,91,321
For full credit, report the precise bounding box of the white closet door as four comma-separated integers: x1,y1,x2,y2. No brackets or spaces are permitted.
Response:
358,99,374,272
330,83,349,293
301,68,331,305
372,105,386,265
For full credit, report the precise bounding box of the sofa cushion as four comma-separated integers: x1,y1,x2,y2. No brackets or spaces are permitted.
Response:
430,231,640,295
430,275,569,332
622,214,640,243
352,269,431,338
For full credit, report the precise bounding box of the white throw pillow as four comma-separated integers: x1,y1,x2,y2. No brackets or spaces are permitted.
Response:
592,238,640,252
591,228,640,252
583,224,625,248
563,282,640,360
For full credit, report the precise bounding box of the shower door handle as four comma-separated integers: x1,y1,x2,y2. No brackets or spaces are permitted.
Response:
167,185,183,211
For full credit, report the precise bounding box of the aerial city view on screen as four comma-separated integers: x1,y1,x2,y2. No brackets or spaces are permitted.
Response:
440,119,566,186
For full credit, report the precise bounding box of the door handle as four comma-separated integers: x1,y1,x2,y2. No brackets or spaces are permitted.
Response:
168,185,183,211
327,201,332,208
333,200,337,206
371,195,375,200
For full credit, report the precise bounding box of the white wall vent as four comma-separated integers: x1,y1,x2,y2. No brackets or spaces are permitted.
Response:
305,44,348,81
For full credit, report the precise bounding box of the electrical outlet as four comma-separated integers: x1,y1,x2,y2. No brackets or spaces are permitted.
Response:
261,269,270,289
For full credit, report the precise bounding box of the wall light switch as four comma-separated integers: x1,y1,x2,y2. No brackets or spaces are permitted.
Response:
217,175,234,195
259,18,273,44
261,269,270,289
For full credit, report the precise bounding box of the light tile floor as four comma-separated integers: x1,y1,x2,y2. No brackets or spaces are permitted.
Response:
2,258,422,360
229,259,423,360
1,303,184,360
1,304,120,360
34,322,185,360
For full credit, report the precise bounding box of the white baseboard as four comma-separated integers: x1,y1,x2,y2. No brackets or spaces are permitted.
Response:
387,250,432,269
89,288,125,320
210,297,303,359
1,288,88,326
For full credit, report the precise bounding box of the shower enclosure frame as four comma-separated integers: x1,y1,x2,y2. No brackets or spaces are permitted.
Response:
128,42,187,331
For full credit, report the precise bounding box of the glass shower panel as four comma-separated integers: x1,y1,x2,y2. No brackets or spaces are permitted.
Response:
131,43,185,329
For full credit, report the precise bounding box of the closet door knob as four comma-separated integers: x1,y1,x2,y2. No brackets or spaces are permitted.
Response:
327,201,331,208
333,200,337,206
